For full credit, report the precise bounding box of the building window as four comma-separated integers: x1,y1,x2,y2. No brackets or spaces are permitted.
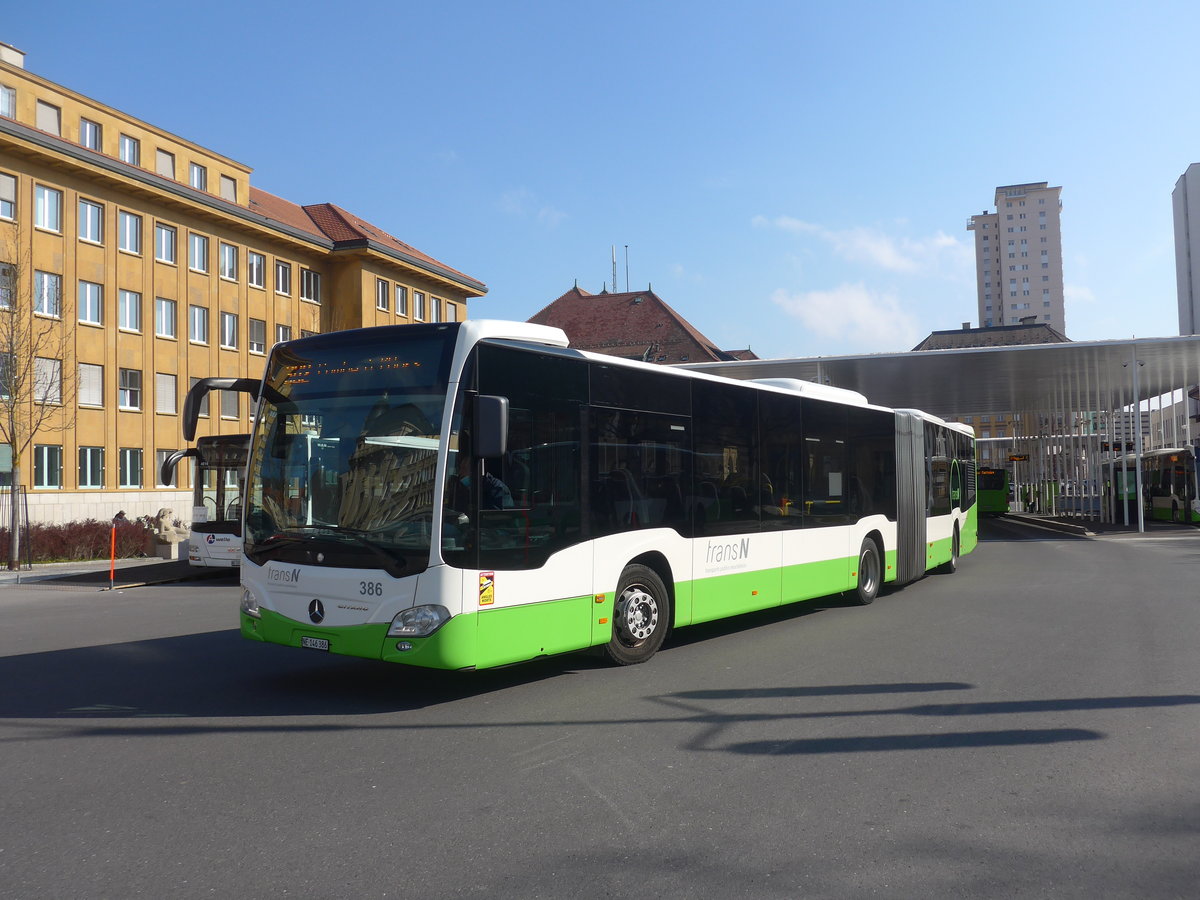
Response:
155,149,175,179
118,210,142,254
0,172,14,220
189,377,209,417
189,233,209,272
156,449,178,488
118,290,141,332
445,302,457,322
275,323,291,345
35,357,62,404
119,448,143,488
0,84,14,118
300,268,321,303
429,297,441,323
396,285,408,316
78,199,103,243
220,311,238,349
34,271,61,317
119,134,140,166
155,297,177,338
275,261,291,295
78,281,103,325
155,372,177,415
376,278,389,311
78,362,103,407
221,390,238,419
249,318,266,354
219,175,237,202
118,368,142,410
35,101,61,135
189,305,208,343
189,162,207,192
34,445,63,489
219,243,238,280
247,251,265,288
79,447,105,489
413,291,425,321
155,223,176,263
80,118,102,150
35,185,62,232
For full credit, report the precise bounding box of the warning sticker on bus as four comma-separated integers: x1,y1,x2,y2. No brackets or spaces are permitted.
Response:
479,572,495,606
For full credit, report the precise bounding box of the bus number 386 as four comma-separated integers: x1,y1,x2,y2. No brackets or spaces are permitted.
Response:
360,582,383,596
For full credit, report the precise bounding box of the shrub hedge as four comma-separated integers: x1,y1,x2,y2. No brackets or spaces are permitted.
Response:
1,517,158,563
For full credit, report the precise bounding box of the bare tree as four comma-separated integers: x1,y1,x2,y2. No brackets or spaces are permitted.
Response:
1,221,77,568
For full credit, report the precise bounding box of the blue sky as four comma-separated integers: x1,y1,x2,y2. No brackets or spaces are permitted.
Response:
7,1,1199,358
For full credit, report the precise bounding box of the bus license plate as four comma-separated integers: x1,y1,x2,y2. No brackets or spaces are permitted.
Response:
300,636,329,651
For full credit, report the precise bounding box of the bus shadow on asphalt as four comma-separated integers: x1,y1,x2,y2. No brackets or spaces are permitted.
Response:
0,629,600,721
0,593,947,723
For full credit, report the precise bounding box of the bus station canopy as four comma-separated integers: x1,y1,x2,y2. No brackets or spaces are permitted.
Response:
688,335,1200,421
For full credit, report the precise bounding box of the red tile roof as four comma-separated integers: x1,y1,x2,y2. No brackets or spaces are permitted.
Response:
245,191,484,292
248,188,330,240
528,286,755,364
301,203,479,286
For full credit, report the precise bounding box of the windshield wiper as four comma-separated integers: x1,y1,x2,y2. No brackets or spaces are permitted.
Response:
272,524,409,575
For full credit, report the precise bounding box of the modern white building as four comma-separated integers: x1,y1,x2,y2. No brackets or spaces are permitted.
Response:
1174,163,1200,335
968,182,1065,333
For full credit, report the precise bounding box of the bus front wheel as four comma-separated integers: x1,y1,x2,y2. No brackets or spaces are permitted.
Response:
606,564,670,666
853,538,881,606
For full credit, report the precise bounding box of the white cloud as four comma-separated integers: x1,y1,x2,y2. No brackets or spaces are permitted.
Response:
536,206,567,227
1064,283,1096,305
500,188,566,228
771,283,921,352
670,263,705,284
753,215,970,275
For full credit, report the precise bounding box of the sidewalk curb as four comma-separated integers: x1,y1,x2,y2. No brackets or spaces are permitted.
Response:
1003,514,1094,537
100,568,233,590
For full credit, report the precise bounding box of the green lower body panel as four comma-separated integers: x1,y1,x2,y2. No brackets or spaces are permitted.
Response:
684,555,856,626
475,594,594,668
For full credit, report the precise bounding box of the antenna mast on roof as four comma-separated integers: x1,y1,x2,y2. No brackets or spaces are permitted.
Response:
624,245,629,292
611,245,617,295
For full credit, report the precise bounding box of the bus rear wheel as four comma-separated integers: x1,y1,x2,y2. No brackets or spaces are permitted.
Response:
853,538,881,606
606,564,670,665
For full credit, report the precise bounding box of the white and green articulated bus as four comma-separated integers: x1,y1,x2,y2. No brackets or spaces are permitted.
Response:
201,320,976,670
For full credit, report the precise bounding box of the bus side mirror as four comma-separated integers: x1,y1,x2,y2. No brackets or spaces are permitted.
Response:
474,395,509,458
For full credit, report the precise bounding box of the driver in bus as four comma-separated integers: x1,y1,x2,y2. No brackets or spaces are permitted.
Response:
454,452,513,510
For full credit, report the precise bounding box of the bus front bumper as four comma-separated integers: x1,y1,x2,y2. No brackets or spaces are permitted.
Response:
240,608,478,670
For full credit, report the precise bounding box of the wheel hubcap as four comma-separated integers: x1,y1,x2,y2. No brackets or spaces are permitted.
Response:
862,551,878,594
616,584,659,643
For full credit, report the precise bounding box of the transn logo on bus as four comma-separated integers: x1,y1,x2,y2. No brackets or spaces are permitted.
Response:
706,538,751,564
268,567,302,584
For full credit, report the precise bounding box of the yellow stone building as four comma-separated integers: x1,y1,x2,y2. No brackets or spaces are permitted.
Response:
0,42,486,524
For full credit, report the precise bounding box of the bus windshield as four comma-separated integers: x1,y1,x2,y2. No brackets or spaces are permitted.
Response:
244,325,459,576
193,435,249,535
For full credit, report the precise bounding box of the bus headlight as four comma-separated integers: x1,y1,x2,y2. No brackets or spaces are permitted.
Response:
240,587,262,619
387,605,450,638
